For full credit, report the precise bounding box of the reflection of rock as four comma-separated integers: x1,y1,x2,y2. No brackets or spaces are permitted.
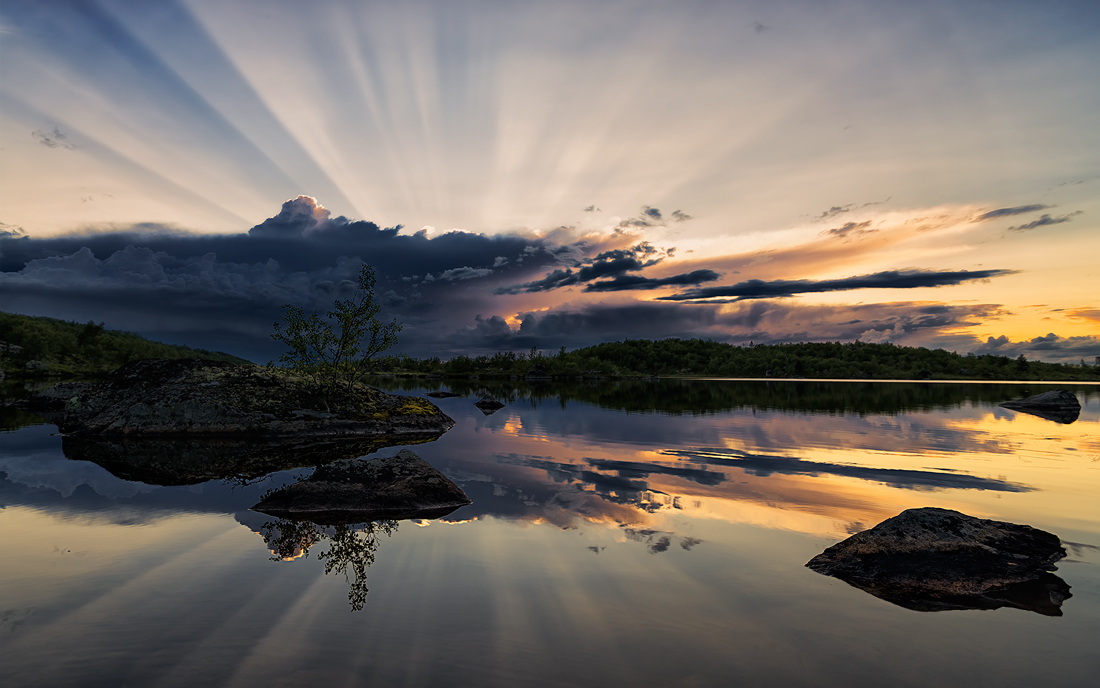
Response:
29,358,454,438
839,572,1071,616
252,449,471,522
807,508,1070,615
999,390,1080,424
61,435,441,486
474,395,505,414
424,391,461,398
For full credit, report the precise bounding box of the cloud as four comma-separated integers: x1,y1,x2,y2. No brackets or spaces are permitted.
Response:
1008,211,1082,231
815,204,854,220
821,220,874,239
583,269,721,292
671,210,692,222
658,268,1016,302
1066,308,1100,324
972,333,1100,361
496,242,669,294
31,127,77,150
974,204,1050,221
440,266,493,281
583,205,599,212
247,195,334,237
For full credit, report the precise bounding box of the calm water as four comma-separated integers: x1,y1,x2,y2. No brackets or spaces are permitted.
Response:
2,380,1098,688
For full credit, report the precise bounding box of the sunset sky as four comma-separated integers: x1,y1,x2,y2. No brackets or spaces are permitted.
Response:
1,0,1097,363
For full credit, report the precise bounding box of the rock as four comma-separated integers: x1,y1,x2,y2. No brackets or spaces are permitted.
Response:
525,365,552,380
806,507,1071,615
999,390,1080,424
251,449,472,522
24,360,47,371
25,358,455,438
474,395,505,414
424,391,461,398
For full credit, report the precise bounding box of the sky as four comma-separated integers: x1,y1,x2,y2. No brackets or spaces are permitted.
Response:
1,0,1097,363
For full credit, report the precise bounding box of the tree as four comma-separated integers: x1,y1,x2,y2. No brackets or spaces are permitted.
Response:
271,265,401,400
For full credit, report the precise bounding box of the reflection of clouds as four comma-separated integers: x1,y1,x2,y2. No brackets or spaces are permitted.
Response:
663,448,1032,492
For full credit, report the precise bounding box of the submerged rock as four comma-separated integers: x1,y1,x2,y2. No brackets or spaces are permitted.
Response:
251,449,472,521
806,507,1070,615
999,390,1080,424
474,395,505,414
26,358,455,438
424,391,461,398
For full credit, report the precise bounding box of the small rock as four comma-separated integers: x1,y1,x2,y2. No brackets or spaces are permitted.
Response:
251,449,471,521
999,390,1080,424
474,395,505,414
806,507,1070,615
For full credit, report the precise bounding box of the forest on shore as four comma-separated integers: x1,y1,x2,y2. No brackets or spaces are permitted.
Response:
2,310,1095,382
376,338,1099,382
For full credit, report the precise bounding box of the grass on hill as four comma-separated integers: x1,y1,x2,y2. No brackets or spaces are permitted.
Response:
0,311,249,378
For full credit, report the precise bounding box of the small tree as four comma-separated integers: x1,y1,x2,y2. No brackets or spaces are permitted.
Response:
271,265,401,400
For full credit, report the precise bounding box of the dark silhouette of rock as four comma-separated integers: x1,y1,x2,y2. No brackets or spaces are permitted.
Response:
60,434,444,486
474,395,505,414
26,358,454,438
1000,390,1080,424
251,449,471,522
425,391,461,398
525,365,551,380
807,507,1070,615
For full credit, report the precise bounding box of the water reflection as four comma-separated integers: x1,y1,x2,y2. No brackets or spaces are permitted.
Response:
58,434,443,486
256,517,398,612
833,571,1072,616
373,376,1100,416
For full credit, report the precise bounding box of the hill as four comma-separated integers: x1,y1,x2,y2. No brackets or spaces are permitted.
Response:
0,311,249,379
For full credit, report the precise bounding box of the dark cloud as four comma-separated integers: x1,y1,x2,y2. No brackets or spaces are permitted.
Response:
815,204,854,220
586,458,726,487
671,210,692,222
664,449,1033,492
583,205,599,212
973,333,1100,360
1008,211,1082,231
643,206,662,220
32,127,77,150
496,242,669,294
583,269,721,292
0,198,615,360
821,220,874,239
974,204,1050,221
658,269,1016,302
752,21,769,33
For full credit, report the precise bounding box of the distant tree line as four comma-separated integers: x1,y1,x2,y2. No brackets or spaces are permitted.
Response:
0,311,248,378
375,338,1099,382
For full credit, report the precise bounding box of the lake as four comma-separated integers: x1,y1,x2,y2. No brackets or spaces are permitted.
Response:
2,379,1098,687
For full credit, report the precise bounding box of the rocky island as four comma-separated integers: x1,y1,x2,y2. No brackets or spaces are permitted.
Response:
27,358,455,438
999,389,1081,424
807,507,1071,615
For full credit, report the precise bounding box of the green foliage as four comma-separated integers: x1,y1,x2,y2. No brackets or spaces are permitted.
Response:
374,337,1099,382
0,310,247,377
271,265,401,398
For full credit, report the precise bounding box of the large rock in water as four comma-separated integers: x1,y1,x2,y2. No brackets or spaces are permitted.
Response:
251,449,472,522
999,390,1080,424
806,507,1071,615
26,359,454,438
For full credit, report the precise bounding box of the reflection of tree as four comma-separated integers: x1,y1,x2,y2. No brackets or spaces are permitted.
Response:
260,518,398,611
